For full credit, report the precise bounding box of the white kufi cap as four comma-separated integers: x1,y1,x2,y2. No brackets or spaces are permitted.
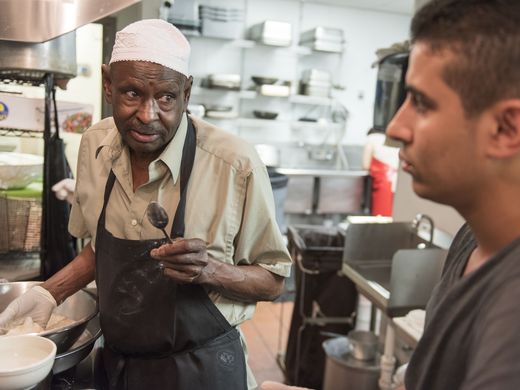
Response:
109,19,191,77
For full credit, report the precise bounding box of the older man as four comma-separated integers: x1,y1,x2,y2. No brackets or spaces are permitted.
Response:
0,19,291,389
387,0,520,389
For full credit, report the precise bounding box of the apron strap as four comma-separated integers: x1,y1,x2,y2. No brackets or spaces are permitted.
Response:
171,115,197,239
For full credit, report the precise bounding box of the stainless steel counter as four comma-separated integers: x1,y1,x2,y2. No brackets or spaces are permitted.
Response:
342,262,390,312
260,143,369,215
342,247,447,318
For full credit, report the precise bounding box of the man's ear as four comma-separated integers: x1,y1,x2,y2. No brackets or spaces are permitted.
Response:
183,76,193,107
486,100,520,158
101,64,113,104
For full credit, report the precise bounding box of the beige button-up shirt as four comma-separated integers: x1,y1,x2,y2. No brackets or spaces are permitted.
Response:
70,113,292,319
70,113,292,389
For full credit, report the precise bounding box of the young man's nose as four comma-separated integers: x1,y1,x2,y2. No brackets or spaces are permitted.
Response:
386,102,412,146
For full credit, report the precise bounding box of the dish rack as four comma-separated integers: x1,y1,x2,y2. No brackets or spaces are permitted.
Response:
0,194,41,254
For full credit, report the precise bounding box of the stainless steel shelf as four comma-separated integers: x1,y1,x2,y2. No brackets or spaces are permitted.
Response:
1,71,46,87
0,127,43,137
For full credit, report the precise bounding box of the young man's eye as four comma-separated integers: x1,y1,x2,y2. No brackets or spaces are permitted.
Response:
411,93,428,113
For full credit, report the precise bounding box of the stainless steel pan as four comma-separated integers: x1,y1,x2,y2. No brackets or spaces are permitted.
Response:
53,314,101,374
0,281,98,353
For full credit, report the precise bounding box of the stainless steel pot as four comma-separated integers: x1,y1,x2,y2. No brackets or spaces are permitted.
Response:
0,282,98,354
0,31,77,82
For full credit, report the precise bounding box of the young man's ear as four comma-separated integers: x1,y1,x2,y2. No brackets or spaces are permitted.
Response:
486,100,520,158
101,64,113,104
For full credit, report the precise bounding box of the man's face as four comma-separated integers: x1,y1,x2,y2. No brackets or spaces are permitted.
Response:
102,61,192,160
386,42,487,209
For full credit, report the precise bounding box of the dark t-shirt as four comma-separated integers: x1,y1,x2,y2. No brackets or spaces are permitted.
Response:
405,224,520,390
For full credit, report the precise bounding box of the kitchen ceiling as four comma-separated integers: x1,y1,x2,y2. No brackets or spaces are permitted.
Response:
304,0,415,15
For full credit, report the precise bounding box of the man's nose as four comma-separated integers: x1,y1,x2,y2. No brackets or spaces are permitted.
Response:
137,98,159,124
386,102,411,146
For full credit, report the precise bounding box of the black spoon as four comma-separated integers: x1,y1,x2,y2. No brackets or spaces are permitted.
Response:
146,201,173,243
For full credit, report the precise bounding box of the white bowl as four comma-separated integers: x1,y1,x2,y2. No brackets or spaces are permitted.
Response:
0,335,56,390
0,152,43,190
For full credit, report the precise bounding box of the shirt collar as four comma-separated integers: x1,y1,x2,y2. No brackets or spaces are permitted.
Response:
95,113,188,185
155,113,188,185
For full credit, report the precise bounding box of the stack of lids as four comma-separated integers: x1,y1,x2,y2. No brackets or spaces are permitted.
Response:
169,0,201,36
200,6,245,40
300,69,332,98
249,21,292,47
299,27,344,53
204,74,241,90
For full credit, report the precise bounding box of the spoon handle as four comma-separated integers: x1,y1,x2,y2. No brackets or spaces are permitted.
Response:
161,228,173,243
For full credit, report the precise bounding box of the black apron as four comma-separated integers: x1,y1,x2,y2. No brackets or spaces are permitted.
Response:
94,117,247,390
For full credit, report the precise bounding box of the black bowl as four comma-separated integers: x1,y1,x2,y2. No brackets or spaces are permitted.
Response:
253,110,279,120
251,76,278,86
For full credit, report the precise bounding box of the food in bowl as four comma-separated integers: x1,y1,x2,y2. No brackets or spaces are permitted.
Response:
1,313,75,336
0,335,56,390
0,282,98,354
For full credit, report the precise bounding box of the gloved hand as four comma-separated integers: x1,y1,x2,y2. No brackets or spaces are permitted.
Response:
393,363,408,389
0,286,57,331
52,178,76,205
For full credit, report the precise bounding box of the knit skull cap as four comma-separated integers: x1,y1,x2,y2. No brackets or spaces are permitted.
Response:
109,19,191,77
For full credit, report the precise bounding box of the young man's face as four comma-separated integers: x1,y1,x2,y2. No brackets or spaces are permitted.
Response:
386,42,487,209
102,61,192,161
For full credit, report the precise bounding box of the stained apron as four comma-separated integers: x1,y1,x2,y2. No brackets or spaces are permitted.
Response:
94,116,247,389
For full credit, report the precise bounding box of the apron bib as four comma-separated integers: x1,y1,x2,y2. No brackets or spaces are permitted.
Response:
94,116,247,390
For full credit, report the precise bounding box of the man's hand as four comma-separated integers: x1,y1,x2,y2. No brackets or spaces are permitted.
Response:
151,238,285,302
52,178,76,205
150,238,208,284
0,286,57,332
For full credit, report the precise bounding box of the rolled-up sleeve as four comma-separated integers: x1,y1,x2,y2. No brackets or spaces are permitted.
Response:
233,165,292,278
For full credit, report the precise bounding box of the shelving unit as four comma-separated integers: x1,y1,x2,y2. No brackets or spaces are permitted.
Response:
191,86,334,106
0,128,43,138
236,117,342,130
180,2,348,148
0,72,77,280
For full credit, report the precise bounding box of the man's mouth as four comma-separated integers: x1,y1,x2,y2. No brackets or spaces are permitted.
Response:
130,130,160,143
399,151,413,173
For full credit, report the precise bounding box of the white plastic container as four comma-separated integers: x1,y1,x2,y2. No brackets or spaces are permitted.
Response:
0,335,57,390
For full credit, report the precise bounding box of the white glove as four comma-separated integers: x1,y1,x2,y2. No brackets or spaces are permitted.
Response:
52,178,76,205
0,286,57,331
393,363,408,389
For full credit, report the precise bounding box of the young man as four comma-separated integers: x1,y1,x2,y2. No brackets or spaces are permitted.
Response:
0,20,291,389
387,0,520,388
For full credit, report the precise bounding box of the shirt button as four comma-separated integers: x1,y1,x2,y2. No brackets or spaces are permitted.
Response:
131,219,138,226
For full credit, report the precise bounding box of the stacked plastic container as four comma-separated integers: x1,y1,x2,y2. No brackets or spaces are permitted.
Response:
200,5,244,39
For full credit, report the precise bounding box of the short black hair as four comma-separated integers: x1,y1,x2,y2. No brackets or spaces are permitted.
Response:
411,0,520,116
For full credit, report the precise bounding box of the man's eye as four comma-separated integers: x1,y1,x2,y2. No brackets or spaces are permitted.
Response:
125,90,138,98
411,93,428,113
158,95,175,104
